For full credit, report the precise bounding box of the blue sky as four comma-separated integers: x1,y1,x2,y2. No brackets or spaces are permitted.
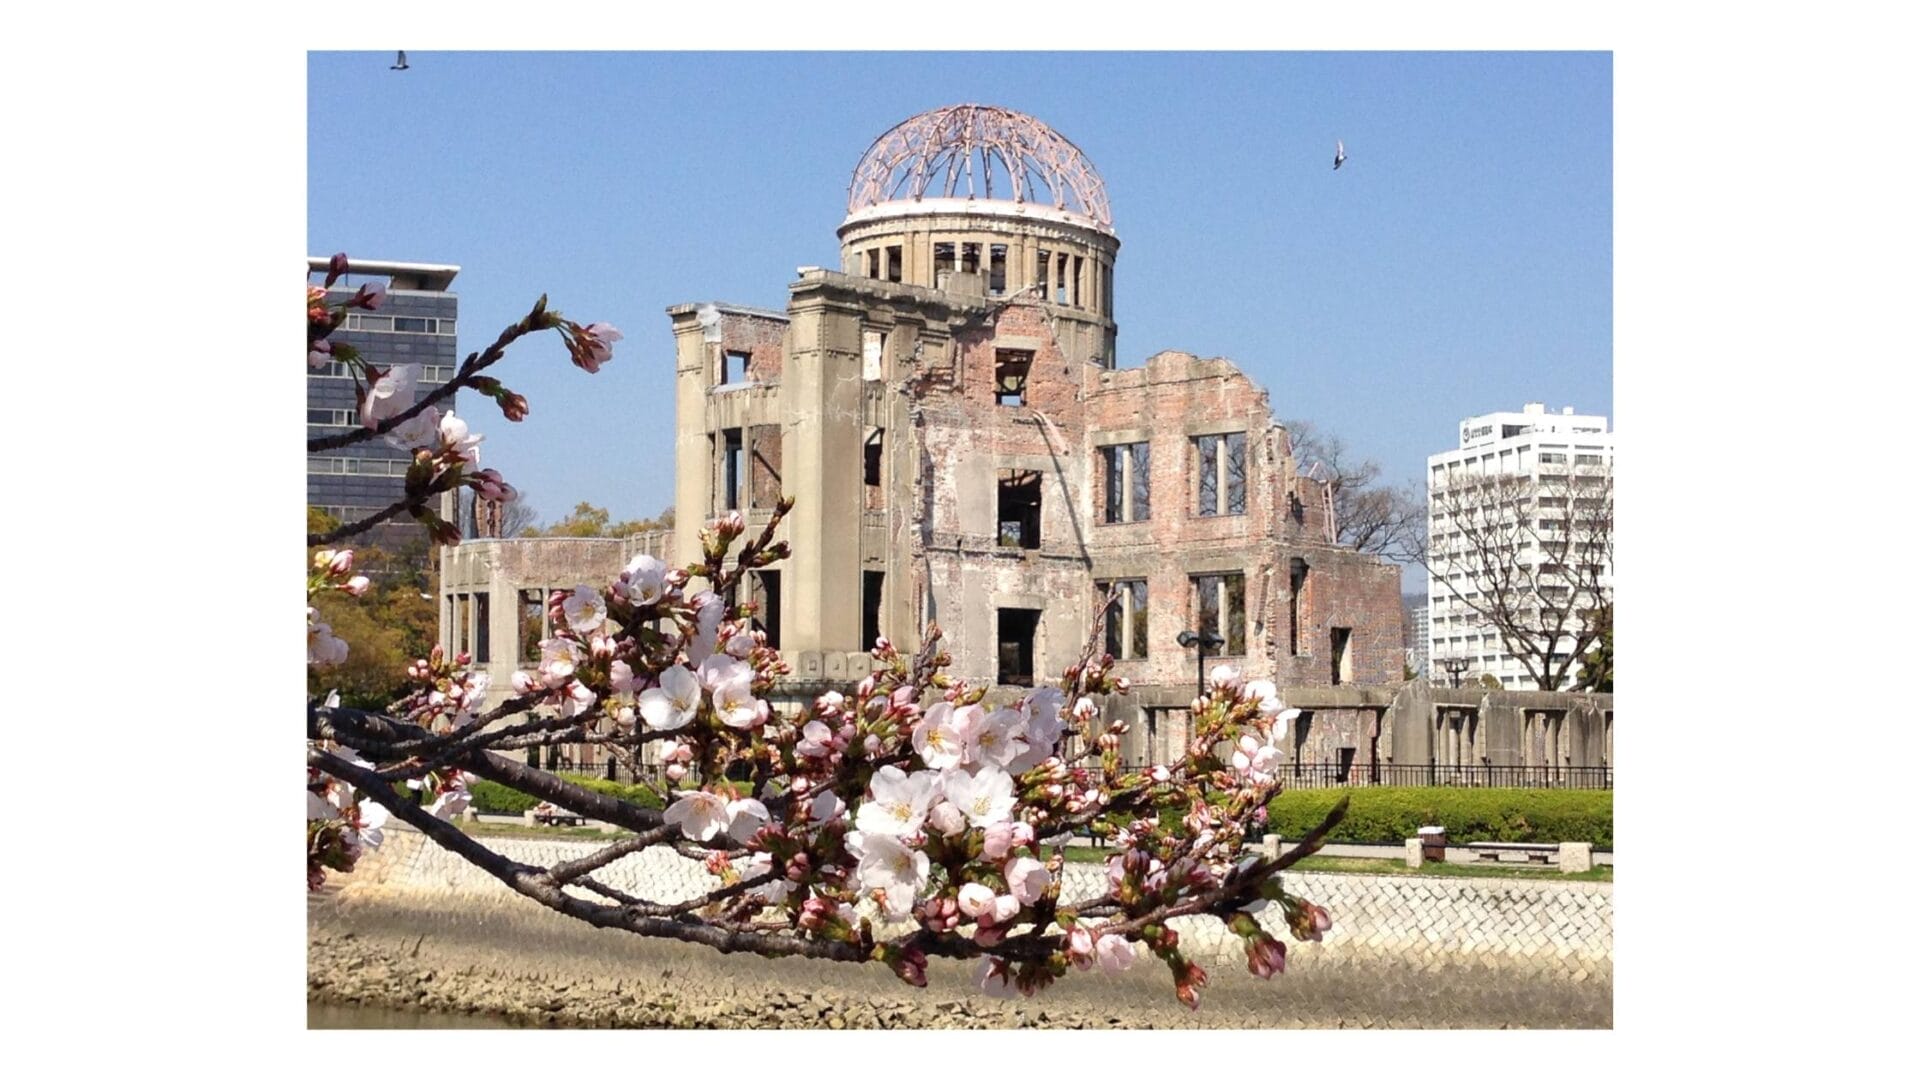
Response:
309,51,1611,530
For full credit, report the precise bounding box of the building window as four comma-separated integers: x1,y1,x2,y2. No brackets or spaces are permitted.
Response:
1071,255,1084,307
518,590,545,663
307,408,358,427
885,245,903,283
934,241,956,276
474,593,492,663
865,249,881,278
753,570,782,651
997,469,1042,549
1194,432,1247,516
722,350,751,384
1194,573,1246,656
862,571,884,651
1097,579,1149,660
988,244,1007,294
863,329,887,381
1100,442,1151,523
1288,558,1309,656
1329,626,1352,685
994,349,1031,406
1035,249,1052,295
961,242,981,274
998,608,1040,687
721,429,744,511
864,429,884,506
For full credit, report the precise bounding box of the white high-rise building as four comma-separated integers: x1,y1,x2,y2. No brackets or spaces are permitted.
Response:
1426,403,1613,690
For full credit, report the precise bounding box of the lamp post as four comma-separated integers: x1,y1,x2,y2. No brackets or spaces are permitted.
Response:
1176,628,1227,702
1438,656,1470,689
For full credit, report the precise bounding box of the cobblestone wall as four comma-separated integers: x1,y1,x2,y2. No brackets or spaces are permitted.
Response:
346,830,1610,984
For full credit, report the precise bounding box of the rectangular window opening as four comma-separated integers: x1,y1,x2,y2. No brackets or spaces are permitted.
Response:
1330,627,1353,685
998,608,1040,687
994,349,1032,406
1194,432,1248,516
885,246,903,283
519,590,545,663
988,244,1007,294
755,570,782,651
862,329,887,381
722,350,751,384
862,571,884,652
934,241,956,274
865,249,881,278
1035,249,1052,296
1097,579,1150,660
474,593,491,664
722,428,743,511
961,243,981,274
1071,255,1084,307
997,469,1043,550
1194,573,1247,656
864,430,884,488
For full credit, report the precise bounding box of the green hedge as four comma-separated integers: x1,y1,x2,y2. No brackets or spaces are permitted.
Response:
469,776,664,815
1265,788,1612,849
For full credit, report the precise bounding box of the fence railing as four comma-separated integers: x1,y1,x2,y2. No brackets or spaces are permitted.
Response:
1119,762,1611,791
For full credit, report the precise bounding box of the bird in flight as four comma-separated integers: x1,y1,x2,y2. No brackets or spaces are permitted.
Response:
1333,140,1346,170
391,51,409,71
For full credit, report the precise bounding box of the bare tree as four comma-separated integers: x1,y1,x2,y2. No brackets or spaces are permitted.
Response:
1283,419,1423,559
1416,462,1613,691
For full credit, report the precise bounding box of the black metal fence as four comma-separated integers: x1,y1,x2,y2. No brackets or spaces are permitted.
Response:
1120,762,1611,791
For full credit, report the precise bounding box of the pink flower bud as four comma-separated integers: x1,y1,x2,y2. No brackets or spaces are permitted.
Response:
982,821,1014,859
1010,821,1035,848
342,575,370,597
329,550,355,575
665,763,688,782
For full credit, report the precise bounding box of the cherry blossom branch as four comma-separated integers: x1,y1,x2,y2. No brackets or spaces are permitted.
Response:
306,299,548,455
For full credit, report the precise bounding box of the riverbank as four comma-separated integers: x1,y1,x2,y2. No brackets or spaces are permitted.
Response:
307,830,1611,1029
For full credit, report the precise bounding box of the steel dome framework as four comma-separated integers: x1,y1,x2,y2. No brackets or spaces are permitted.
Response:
846,104,1112,229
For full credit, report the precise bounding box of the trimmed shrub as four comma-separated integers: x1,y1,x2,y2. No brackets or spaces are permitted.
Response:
468,776,664,816
1265,787,1612,849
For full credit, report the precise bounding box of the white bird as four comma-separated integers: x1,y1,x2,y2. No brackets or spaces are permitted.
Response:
1333,139,1346,170
391,50,410,71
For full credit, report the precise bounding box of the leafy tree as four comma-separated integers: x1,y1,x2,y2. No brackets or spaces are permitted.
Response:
523,500,675,538
1573,604,1613,693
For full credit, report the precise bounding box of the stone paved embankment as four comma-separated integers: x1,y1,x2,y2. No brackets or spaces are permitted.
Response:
308,829,1611,1028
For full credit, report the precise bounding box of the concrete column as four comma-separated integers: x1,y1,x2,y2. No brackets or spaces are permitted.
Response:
1386,678,1433,766
780,286,867,653
668,317,715,568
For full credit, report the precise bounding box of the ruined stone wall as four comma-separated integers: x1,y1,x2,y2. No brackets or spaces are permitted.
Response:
911,302,1098,683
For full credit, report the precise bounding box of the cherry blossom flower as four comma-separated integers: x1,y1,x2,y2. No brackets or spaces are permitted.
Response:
438,410,484,466
349,800,390,851
1067,925,1095,969
571,322,622,373
309,338,333,370
851,831,929,917
745,853,794,904
726,798,770,843
308,609,348,668
308,790,338,821
341,575,370,597
808,789,845,824
957,882,995,919
472,468,517,504
1006,856,1052,906
1209,664,1242,695
982,821,1015,860
1095,928,1136,974
697,654,749,692
359,363,419,429
558,680,597,719
926,800,967,837
617,553,667,606
911,702,971,769
561,586,607,633
943,766,1016,828
638,665,700,731
686,590,725,664
796,719,835,758
853,765,935,836
971,709,1030,769
1231,730,1285,784
353,280,387,310
609,660,634,694
425,777,473,821
382,405,440,451
663,789,733,842
710,672,762,729
537,638,583,688
1246,935,1287,979
974,958,1018,999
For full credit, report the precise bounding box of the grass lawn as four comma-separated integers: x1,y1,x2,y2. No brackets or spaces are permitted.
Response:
1059,843,1610,881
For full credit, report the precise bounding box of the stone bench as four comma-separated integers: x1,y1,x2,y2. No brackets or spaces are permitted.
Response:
1466,841,1557,865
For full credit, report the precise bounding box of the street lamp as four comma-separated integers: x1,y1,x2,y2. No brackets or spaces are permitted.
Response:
1176,628,1228,702
1438,656,1470,689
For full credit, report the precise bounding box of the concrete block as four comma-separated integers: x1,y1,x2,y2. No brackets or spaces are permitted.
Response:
1558,842,1594,874
1261,835,1282,860
596,820,620,835
1406,838,1425,868
522,810,538,827
824,652,847,679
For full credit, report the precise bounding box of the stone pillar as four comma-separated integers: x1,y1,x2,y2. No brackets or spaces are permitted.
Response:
1386,678,1434,766
1558,842,1594,874
1405,838,1425,869
669,315,716,569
